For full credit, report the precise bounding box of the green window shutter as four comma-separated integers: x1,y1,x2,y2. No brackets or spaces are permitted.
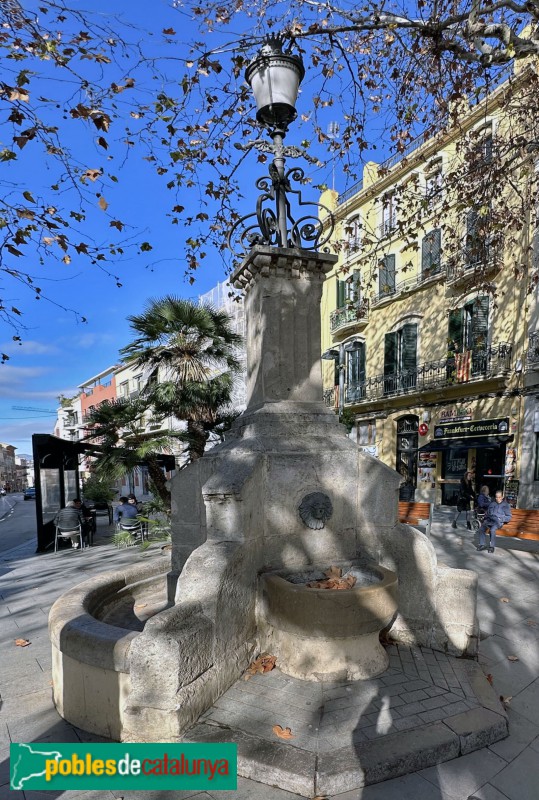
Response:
379,255,396,294
401,324,418,373
336,278,346,308
448,309,464,352
422,229,441,273
471,297,489,349
384,332,398,376
351,270,361,303
348,344,366,383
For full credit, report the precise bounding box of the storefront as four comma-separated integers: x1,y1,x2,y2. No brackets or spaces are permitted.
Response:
418,417,513,505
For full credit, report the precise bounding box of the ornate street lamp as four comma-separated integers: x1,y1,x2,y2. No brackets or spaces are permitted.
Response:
228,35,334,254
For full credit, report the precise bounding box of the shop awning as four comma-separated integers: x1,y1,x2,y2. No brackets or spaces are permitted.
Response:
418,435,513,452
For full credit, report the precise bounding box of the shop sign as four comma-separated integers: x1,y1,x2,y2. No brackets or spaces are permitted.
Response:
433,418,509,440
438,406,473,422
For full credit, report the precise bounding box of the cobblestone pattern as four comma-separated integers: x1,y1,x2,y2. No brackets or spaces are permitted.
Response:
197,643,481,754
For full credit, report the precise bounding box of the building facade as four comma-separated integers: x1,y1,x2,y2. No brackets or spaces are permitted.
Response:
320,64,538,508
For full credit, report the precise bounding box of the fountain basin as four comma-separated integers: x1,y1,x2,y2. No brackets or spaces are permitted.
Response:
257,562,398,681
49,557,170,740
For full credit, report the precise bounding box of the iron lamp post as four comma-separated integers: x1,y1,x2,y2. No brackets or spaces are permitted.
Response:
228,35,334,255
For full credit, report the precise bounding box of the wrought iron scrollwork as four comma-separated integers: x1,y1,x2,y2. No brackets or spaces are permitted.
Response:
228,162,335,255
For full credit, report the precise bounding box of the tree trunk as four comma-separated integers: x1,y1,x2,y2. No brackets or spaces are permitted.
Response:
187,419,208,461
146,456,171,508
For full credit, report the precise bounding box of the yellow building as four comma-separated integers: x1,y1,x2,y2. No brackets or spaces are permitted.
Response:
320,64,538,508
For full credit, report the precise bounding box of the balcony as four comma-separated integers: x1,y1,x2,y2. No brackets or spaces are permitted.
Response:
526,332,539,371
330,301,369,335
344,342,512,405
371,267,443,308
446,245,503,287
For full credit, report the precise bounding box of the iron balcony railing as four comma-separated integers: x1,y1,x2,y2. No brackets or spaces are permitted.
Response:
323,388,336,408
526,332,539,371
446,245,503,282
371,265,443,307
344,342,512,404
330,301,369,333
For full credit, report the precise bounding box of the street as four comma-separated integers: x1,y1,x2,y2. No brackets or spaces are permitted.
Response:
0,493,38,554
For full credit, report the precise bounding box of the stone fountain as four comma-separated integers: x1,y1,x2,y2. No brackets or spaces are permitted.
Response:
119,243,479,742
48,38,496,794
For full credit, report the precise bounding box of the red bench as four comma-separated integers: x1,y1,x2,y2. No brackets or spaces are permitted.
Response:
398,501,433,536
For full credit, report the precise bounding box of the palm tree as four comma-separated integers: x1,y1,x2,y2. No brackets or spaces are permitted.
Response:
121,296,243,461
83,397,180,508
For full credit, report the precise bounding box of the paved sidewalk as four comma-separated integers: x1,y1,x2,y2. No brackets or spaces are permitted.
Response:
1,508,539,799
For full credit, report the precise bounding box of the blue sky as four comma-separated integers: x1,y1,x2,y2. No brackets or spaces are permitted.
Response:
0,0,376,453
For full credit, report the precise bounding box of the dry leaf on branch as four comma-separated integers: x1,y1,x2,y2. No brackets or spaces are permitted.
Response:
500,597,510,603
486,674,494,685
272,724,294,740
507,655,519,662
14,638,30,647
244,653,277,680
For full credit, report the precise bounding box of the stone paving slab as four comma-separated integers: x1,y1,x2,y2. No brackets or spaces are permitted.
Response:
183,644,508,796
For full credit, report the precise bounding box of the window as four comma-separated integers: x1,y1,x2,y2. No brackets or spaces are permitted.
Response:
448,297,489,376
358,420,376,446
381,192,397,235
384,323,418,394
421,228,442,275
474,124,493,167
120,381,129,398
336,270,360,308
345,342,366,403
464,209,494,268
425,160,442,209
379,255,396,297
345,215,361,254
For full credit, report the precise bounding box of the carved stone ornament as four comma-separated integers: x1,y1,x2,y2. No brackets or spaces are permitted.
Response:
298,492,333,530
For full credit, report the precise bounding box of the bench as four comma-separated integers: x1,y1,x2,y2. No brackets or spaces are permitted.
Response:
398,501,433,536
486,508,539,542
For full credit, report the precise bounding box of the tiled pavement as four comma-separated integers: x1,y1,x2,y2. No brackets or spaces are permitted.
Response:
1,506,539,798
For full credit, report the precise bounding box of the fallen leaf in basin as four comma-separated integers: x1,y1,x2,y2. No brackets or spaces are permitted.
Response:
272,724,294,740
15,638,30,647
500,597,510,603
486,674,494,685
325,565,342,580
507,655,519,662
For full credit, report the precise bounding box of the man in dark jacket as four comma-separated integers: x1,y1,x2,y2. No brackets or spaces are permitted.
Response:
476,490,512,554
54,500,85,548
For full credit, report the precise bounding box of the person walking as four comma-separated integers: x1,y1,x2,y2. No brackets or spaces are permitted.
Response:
452,470,476,529
476,490,512,554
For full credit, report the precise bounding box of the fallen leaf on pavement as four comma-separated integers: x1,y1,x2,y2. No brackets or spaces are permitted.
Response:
500,597,510,603
272,725,294,740
134,604,147,610
244,653,276,680
507,655,519,662
526,619,538,627
14,638,30,647
486,674,494,685
500,695,512,706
